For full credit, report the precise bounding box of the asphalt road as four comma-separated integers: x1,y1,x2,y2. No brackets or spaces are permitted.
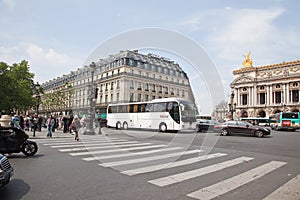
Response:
2,128,300,200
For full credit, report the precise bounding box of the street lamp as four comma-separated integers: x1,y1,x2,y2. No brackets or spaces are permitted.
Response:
228,91,236,120
33,82,41,115
84,62,99,135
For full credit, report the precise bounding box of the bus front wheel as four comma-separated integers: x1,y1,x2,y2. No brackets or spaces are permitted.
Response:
123,122,128,130
159,123,167,132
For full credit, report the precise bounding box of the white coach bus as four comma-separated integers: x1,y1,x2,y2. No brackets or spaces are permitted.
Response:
106,98,197,132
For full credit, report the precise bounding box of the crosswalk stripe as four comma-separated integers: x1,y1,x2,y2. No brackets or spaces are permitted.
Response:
99,149,203,167
83,146,184,161
148,156,254,187
262,173,300,200
41,139,126,146
59,141,140,152
50,140,136,148
70,144,165,156
187,161,286,200
35,136,123,143
121,153,227,176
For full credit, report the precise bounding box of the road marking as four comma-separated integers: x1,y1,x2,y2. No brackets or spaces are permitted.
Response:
99,149,203,167
187,161,286,200
70,144,165,156
121,153,227,176
83,146,184,161
148,156,254,187
49,140,132,148
59,141,140,152
41,139,126,146
263,173,300,200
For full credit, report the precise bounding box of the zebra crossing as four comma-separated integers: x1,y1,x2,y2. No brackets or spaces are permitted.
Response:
35,135,300,200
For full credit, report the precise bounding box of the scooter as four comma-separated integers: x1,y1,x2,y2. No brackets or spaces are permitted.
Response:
0,126,38,156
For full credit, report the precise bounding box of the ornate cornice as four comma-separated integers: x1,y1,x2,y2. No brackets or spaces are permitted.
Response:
233,59,300,75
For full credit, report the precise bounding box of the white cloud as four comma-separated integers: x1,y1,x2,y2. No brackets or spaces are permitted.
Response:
2,0,15,10
0,43,83,83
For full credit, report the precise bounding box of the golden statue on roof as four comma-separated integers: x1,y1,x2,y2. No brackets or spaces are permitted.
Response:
242,51,253,67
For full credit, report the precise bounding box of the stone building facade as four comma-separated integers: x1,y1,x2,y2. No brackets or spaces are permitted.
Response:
41,50,195,116
230,55,300,119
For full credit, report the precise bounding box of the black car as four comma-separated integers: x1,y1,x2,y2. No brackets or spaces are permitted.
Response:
0,154,14,188
196,120,221,132
219,120,271,137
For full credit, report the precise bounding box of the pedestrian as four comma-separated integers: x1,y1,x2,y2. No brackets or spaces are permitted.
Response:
32,114,38,137
46,115,55,138
70,115,81,141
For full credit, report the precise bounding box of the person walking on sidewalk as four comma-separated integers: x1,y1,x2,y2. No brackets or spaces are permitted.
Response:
70,115,81,141
46,115,55,138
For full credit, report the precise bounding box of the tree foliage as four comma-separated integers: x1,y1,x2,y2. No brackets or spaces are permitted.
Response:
0,61,36,114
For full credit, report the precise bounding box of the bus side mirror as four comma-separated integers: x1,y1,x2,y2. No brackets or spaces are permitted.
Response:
180,104,184,111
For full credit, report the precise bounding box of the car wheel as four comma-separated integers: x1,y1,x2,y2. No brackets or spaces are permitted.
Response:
255,130,264,138
220,129,228,136
159,123,167,132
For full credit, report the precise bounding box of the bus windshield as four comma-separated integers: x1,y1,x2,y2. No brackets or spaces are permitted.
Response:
179,100,197,122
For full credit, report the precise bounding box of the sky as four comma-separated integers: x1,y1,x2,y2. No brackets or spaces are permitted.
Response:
1,0,299,115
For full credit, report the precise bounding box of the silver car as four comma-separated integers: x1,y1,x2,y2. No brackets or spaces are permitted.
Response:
0,153,14,188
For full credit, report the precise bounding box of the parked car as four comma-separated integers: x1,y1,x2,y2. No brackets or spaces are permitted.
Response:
196,120,221,132
219,120,271,137
0,154,14,188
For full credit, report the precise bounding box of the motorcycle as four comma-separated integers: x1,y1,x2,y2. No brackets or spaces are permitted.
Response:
0,126,38,156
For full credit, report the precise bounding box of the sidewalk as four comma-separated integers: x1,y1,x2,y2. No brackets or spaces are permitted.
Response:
25,128,74,139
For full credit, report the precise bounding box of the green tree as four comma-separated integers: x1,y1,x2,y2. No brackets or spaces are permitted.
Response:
0,61,36,114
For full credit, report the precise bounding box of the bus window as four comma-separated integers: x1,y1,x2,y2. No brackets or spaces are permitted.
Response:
138,104,146,112
153,103,167,112
145,103,153,112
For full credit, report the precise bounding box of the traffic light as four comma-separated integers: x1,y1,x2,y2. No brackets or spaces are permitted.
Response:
95,88,99,99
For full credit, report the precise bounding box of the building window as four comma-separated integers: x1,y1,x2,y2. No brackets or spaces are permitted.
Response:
259,93,266,104
152,95,156,100
100,95,102,104
145,83,149,91
242,94,248,105
137,82,142,90
165,87,168,94
105,83,108,91
111,82,114,90
152,84,156,92
130,80,134,89
275,91,281,103
111,94,113,103
105,95,108,104
129,93,134,102
159,85,162,93
291,90,299,102
137,94,141,102
116,93,119,103
145,94,149,102
117,80,120,89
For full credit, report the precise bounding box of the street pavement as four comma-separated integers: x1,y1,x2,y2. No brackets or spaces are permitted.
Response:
5,128,300,200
